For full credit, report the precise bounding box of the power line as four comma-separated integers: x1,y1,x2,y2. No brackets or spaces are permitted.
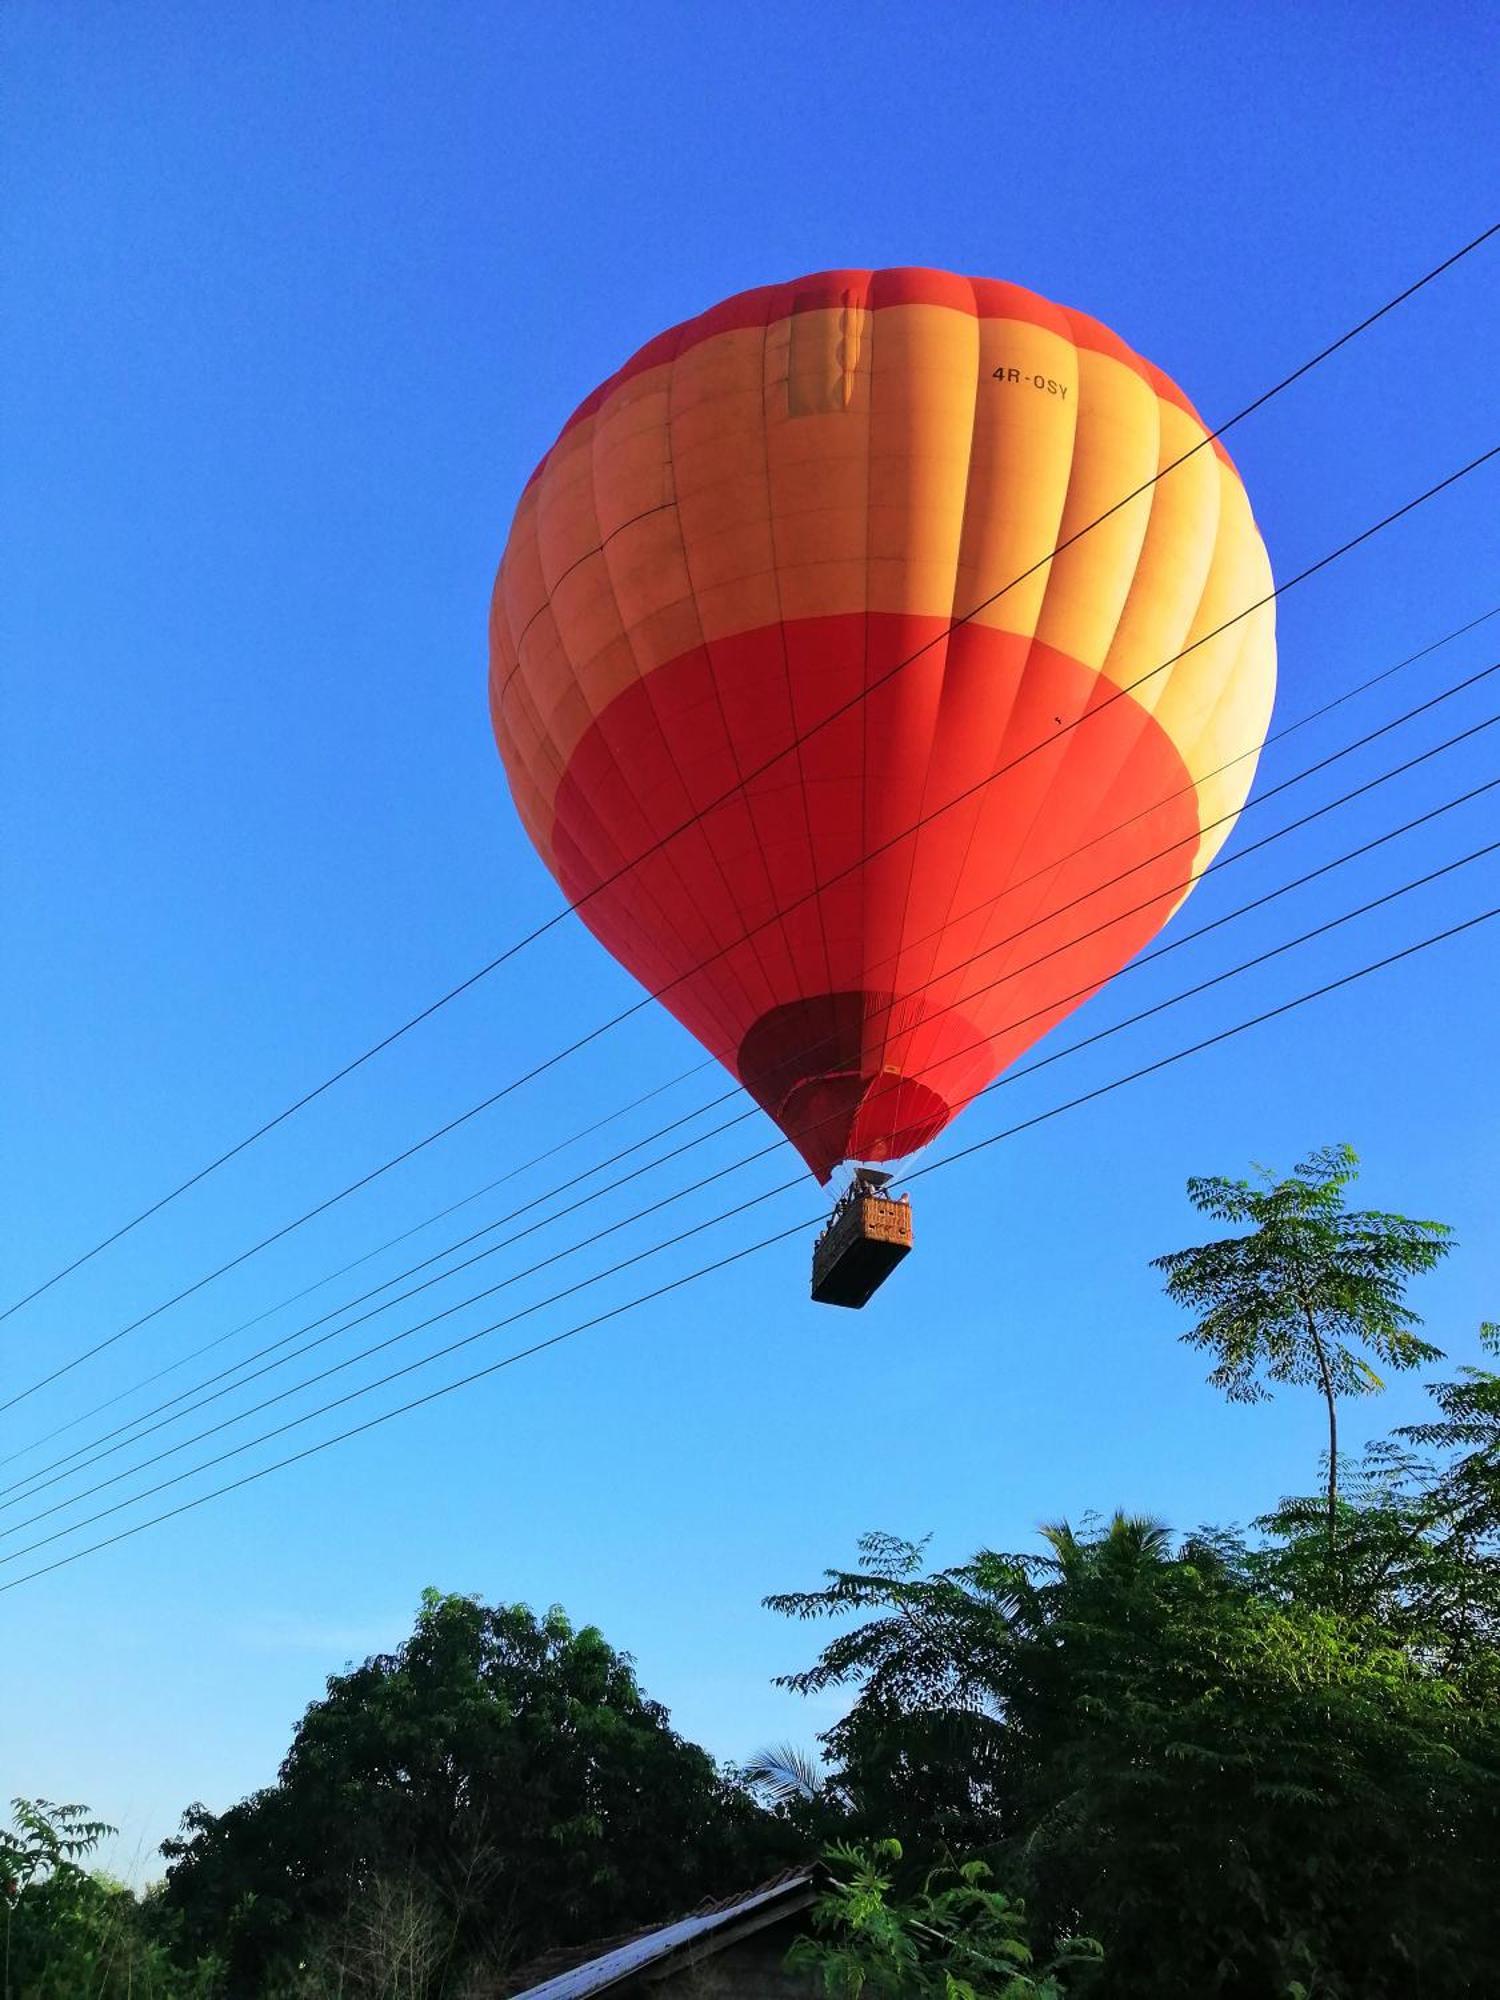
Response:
5,222,1494,1328
4,896,1495,1597
0,1077,724,1476
0,1062,717,1477
9,670,1500,1508
6,450,1495,1422
11,756,1488,1517
11,597,1491,1484
3,656,1489,1496
10,708,1498,1514
9,826,1498,1554
8,776,1496,1530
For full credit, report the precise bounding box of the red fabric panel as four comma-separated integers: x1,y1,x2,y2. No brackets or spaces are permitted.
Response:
548,615,1201,1180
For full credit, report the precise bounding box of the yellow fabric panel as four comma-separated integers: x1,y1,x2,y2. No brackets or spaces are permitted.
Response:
1152,467,1274,785
589,378,673,535
586,365,716,755
1033,347,1160,671
957,319,1080,639
491,294,1275,875
763,310,874,625
862,304,982,617
531,466,633,751
591,509,695,652
493,479,547,669
1100,400,1222,717
668,328,780,629
530,419,597,570
512,607,571,740
788,292,868,413
1186,616,1278,877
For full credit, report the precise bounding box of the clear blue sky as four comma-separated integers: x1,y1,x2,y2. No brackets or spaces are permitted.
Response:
3,3,1497,1880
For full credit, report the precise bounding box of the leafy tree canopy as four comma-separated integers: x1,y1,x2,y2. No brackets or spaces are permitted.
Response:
769,1492,1500,1998
789,1838,1101,1999
161,1590,793,1995
1153,1142,1452,1541
2,1798,221,2000
31,1148,1493,2000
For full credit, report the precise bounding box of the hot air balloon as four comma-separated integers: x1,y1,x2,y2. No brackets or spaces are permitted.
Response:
489,269,1276,1304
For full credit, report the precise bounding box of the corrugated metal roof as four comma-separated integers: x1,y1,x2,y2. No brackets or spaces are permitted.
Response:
508,1871,817,2000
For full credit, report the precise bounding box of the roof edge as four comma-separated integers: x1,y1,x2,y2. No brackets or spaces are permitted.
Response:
507,1869,820,2000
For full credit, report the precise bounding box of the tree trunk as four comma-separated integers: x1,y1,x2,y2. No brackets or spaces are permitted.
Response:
1306,1312,1339,1550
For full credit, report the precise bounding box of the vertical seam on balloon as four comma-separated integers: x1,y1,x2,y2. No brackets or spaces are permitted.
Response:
493,514,571,869
878,281,986,1157
758,298,836,1006
544,638,702,1021
1145,453,1243,898
919,312,1083,1068
494,499,684,872
500,502,682,673
1144,458,1254,914
510,500,632,897
1074,416,1228,926
856,279,884,1166
580,326,758,1060
963,326,1164,1017
968,380,1183,1032
499,651,560,860
943,349,1082,988
659,327,789,1031
553,364,736,1053
519,499,686,976
1174,566,1271,889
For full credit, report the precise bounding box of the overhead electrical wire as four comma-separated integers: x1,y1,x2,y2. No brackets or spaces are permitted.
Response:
9,597,1492,1486
8,757,1497,1529
5,447,1496,1425
9,751,1494,1520
4,894,1496,1598
0,1068,723,1475
8,689,1499,1516
8,637,1500,1482
9,806,1499,1550
4,220,1495,1330
8,665,1497,1501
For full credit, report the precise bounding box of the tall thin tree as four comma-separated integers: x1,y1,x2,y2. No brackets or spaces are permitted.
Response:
1154,1143,1452,1546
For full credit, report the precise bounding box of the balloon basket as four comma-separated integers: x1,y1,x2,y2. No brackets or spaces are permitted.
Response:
810,1169,913,1309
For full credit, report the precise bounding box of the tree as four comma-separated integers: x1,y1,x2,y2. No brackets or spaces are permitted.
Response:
787,1838,1100,1999
1153,1142,1452,1544
1,1799,221,2000
1251,1322,1500,1661
161,1590,794,1996
766,1530,1019,1858
770,1523,1500,1997
1,1798,116,1905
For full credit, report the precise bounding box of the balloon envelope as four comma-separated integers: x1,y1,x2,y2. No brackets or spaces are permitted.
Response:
490,269,1276,1180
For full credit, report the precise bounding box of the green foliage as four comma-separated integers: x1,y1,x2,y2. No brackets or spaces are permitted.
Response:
788,1838,1100,1999
160,1590,794,1996
1249,1324,1500,1667
2,1800,222,2000
770,1501,1500,1998
741,1742,840,1810
1,1797,115,1894
25,1149,1493,1999
1154,1142,1452,1538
